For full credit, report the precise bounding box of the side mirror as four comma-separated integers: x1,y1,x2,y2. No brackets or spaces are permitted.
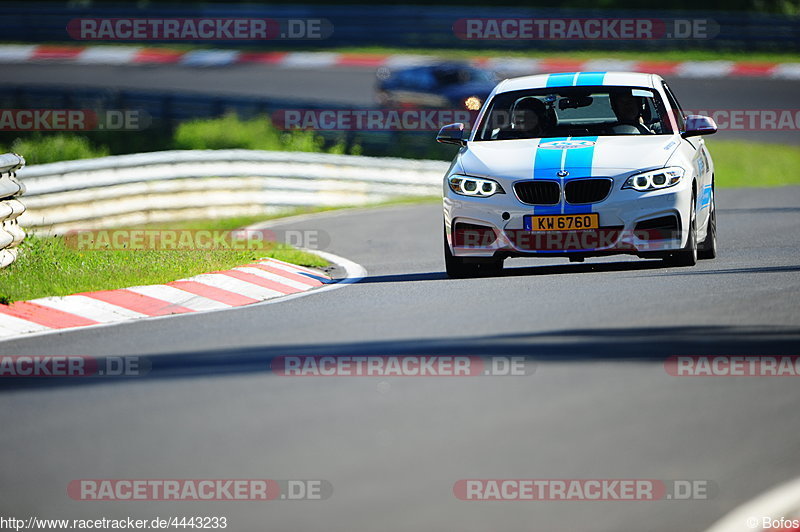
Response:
682,115,717,138
436,123,466,146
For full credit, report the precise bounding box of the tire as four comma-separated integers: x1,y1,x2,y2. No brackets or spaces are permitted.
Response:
664,191,698,267
482,260,505,273
444,228,503,278
698,187,717,260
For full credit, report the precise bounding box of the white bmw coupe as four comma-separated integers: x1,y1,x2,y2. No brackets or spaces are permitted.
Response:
438,71,718,277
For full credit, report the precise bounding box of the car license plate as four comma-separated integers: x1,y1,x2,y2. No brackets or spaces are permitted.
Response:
526,213,599,231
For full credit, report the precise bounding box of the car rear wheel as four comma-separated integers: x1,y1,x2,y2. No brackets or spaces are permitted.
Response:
664,191,698,267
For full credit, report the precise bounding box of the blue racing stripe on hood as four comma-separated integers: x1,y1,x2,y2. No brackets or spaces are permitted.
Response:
532,137,568,180
531,137,599,216
531,137,567,216
562,136,598,214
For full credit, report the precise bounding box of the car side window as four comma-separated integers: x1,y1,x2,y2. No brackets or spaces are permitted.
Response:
662,82,686,132
395,70,432,91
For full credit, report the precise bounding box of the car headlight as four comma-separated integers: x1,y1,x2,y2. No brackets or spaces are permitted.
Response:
623,167,685,192
448,175,505,198
464,96,483,111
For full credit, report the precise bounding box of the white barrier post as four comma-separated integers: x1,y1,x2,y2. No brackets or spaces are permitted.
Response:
0,153,26,269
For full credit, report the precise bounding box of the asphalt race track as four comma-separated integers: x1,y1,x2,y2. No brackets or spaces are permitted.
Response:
1,186,799,531
1,62,798,144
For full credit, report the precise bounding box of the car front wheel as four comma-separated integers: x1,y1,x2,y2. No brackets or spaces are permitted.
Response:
698,187,717,260
664,191,698,267
444,228,503,278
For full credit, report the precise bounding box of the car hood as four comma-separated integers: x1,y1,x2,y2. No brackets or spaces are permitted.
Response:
457,135,682,179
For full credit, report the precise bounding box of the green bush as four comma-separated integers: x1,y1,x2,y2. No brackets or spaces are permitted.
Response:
0,114,362,165
173,113,282,150
173,113,357,154
8,134,110,165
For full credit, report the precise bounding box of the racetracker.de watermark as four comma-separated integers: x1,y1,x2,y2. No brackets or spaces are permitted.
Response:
68,479,333,501
453,228,686,252
453,18,719,40
63,229,330,252
273,109,477,131
453,479,716,501
685,109,800,131
0,109,148,131
271,355,534,376
0,355,148,377
273,108,800,133
65,229,276,251
67,18,333,41
665,356,800,377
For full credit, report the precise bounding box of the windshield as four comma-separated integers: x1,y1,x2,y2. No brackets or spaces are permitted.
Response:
475,86,673,141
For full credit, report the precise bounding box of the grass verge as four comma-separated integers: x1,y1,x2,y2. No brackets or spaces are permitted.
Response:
0,199,441,303
709,140,800,188
0,222,329,304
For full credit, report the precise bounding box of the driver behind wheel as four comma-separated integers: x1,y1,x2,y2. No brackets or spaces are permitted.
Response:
609,92,653,134
507,97,552,139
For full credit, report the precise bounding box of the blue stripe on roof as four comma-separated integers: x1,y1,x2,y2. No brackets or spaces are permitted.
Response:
546,73,577,87
575,72,607,86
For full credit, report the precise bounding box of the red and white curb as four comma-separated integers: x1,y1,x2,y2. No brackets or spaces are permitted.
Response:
705,476,800,532
1,44,798,79
0,255,363,340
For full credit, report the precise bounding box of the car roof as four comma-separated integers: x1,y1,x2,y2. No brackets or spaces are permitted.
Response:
399,62,476,73
496,71,661,93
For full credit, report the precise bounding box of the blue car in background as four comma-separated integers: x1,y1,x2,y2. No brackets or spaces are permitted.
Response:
376,62,497,109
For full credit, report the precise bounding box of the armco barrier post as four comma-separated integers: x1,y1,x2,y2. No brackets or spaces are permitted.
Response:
0,153,27,269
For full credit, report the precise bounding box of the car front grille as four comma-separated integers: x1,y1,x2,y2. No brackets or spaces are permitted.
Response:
513,181,560,205
564,178,613,204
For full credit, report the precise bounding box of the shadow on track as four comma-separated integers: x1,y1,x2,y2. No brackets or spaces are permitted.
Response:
358,259,667,284
2,325,798,393
647,264,800,276
356,261,800,285
719,207,800,214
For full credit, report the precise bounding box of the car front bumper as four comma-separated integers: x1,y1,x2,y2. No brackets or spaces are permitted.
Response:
444,177,693,259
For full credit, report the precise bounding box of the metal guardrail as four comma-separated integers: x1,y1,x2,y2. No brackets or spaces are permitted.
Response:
16,150,448,233
0,153,26,268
